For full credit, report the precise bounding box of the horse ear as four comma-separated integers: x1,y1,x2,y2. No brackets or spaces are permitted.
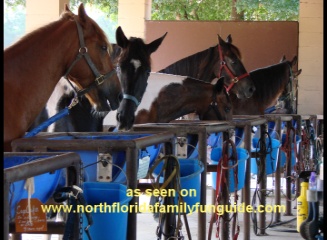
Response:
280,55,286,62
147,32,168,54
291,56,298,67
217,34,224,45
214,77,225,93
116,26,129,49
226,34,232,44
294,69,302,77
78,3,90,23
64,4,72,12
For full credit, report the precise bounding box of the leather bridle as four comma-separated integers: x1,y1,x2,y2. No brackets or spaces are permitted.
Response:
63,17,116,98
217,45,250,94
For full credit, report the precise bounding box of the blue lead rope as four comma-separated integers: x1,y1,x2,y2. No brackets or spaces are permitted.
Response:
24,107,70,138
264,106,276,114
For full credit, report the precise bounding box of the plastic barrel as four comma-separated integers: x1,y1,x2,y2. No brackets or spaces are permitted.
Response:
152,159,204,213
251,138,281,175
4,155,64,218
82,182,132,240
210,148,248,192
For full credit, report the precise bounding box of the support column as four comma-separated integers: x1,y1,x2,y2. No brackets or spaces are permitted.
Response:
26,0,66,33
118,0,151,39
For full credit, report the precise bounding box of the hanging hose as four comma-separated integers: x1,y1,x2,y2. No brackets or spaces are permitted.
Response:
250,187,275,235
148,154,191,240
208,138,240,240
281,126,299,201
254,131,273,185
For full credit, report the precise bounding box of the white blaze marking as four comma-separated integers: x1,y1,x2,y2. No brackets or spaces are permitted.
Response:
130,59,141,72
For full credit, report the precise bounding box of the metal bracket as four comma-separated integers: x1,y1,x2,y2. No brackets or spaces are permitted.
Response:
176,137,188,158
97,153,113,182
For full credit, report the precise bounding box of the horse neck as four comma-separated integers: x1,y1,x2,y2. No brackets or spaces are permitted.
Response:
159,46,218,82
147,79,212,123
4,19,81,140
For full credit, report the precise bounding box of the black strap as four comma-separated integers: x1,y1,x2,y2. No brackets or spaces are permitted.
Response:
54,185,93,240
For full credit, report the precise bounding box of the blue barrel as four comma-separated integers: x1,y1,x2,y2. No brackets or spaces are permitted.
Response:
82,182,132,240
251,138,281,175
280,134,301,168
4,155,64,218
152,159,204,213
210,148,249,192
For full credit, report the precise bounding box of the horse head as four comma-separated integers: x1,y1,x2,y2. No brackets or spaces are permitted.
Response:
115,26,167,131
198,77,233,121
216,34,255,99
63,4,122,114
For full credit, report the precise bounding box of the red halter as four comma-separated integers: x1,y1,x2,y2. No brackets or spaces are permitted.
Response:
217,45,250,94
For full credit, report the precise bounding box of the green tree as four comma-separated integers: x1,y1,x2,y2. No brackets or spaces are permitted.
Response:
4,2,26,48
151,0,299,21
4,0,299,48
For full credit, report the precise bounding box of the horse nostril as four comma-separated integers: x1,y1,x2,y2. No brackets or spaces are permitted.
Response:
118,93,123,102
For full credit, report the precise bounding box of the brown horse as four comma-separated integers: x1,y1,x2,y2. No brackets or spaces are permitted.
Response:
4,4,123,150
230,56,301,115
28,27,167,133
159,34,256,100
135,77,232,124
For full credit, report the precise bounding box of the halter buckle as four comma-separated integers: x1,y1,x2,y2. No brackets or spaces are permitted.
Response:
232,77,239,83
79,46,88,54
68,97,79,109
95,75,105,85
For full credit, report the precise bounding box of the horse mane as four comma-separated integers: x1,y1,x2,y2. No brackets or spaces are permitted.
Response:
159,42,242,82
159,46,218,81
250,61,291,102
229,43,242,59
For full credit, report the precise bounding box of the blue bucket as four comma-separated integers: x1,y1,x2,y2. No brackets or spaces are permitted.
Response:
4,155,65,218
251,138,281,175
47,134,162,182
280,134,301,168
210,148,248,192
82,182,132,240
152,159,204,213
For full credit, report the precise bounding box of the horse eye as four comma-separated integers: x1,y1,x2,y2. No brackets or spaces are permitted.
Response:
101,45,108,51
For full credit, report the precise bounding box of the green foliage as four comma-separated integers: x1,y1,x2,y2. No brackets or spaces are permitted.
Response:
152,0,232,20
4,2,26,48
151,0,299,21
236,0,299,21
69,0,118,22
4,0,299,48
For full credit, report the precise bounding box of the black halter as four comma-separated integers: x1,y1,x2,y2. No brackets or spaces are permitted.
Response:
199,87,224,120
63,17,116,98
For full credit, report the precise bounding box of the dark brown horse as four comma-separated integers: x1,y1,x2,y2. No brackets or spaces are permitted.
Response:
135,77,232,124
159,34,255,100
230,56,301,115
28,27,167,133
4,4,122,150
